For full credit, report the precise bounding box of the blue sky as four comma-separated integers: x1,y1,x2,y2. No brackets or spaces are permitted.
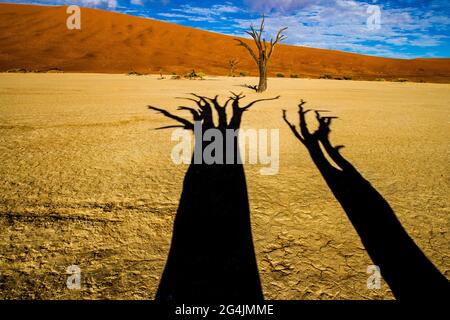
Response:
3,0,450,58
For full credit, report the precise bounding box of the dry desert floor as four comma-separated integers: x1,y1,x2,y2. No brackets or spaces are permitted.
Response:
0,73,449,299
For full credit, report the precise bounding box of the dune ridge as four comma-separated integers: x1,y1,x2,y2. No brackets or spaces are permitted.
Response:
0,3,449,82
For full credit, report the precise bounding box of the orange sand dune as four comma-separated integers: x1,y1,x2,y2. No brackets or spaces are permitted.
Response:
1,3,449,82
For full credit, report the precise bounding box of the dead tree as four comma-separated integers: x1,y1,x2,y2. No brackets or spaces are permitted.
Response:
283,102,449,301
228,59,239,77
148,93,280,301
235,16,287,93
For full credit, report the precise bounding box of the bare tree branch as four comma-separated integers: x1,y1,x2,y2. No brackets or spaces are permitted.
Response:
206,95,227,128
242,95,281,110
177,106,202,121
148,106,194,130
244,84,258,92
246,27,262,52
155,125,186,130
268,27,288,59
187,94,214,128
234,39,259,63
149,93,273,132
259,15,265,43
282,109,304,143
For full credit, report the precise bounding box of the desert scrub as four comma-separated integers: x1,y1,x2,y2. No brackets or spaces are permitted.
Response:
184,70,205,80
46,68,63,73
290,74,299,78
6,68,28,73
127,71,143,76
276,72,285,78
319,74,333,79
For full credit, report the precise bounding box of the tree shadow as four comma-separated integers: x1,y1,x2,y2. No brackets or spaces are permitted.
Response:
283,101,449,300
236,84,259,92
149,93,279,302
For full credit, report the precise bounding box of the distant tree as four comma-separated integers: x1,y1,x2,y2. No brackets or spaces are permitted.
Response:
235,16,287,92
185,70,205,80
159,68,165,80
228,59,239,77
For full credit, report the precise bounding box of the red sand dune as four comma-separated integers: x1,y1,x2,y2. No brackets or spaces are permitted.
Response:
1,3,449,82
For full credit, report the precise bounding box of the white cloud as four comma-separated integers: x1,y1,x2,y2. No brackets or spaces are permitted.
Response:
171,4,242,16
75,0,117,9
212,4,243,14
158,3,243,24
28,0,119,9
158,12,217,22
243,0,334,13
150,0,448,57
234,0,449,58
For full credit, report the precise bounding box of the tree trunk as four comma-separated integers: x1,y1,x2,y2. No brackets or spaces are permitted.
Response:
156,131,263,302
257,63,268,93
